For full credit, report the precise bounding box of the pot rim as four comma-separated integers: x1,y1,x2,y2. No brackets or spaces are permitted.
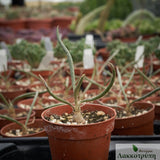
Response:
41,103,116,127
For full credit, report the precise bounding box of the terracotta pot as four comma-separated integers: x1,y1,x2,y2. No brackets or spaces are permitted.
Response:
8,60,27,70
28,83,46,96
74,67,93,76
15,77,41,87
145,96,160,120
0,69,15,78
0,85,27,103
42,90,74,103
26,18,52,30
101,96,136,106
0,119,46,137
95,48,110,61
31,70,53,78
0,19,26,31
17,98,58,118
0,108,35,130
41,103,116,160
153,60,160,72
112,102,155,135
52,17,75,29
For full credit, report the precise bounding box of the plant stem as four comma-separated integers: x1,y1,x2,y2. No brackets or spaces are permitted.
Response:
81,63,115,103
129,87,160,107
25,91,38,127
0,114,27,134
39,75,74,109
56,27,76,91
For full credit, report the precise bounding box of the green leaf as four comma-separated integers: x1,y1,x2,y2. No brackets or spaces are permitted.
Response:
132,144,138,152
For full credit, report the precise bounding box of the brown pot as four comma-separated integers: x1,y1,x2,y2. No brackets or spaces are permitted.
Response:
41,103,116,160
0,119,46,137
112,102,155,135
15,78,41,88
0,19,26,31
8,60,28,70
17,98,58,118
27,83,46,96
145,96,160,120
0,85,27,103
26,18,52,30
52,17,75,29
153,60,160,72
75,67,94,76
0,108,35,130
31,70,53,78
95,48,110,61
42,90,74,103
0,69,15,78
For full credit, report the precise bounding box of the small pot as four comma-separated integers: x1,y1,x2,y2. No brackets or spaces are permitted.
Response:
112,102,155,135
41,103,116,160
0,85,27,103
0,19,26,31
145,96,160,120
95,48,110,61
26,18,52,30
0,119,46,137
17,98,58,118
0,108,35,130
52,17,75,29
31,70,53,78
42,90,74,103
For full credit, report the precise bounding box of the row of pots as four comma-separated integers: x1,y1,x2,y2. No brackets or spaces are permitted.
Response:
0,101,156,160
0,17,75,31
0,49,160,160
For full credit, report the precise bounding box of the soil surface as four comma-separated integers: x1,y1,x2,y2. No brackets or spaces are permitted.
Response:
5,127,43,137
45,110,111,125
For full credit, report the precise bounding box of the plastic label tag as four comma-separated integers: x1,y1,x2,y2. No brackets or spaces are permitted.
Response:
83,48,94,69
158,43,160,49
42,37,53,52
85,34,94,49
16,38,23,44
134,45,144,68
116,144,160,160
0,49,8,72
0,42,12,62
38,51,54,70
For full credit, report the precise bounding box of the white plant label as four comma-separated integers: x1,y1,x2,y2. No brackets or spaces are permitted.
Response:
134,45,144,68
0,42,12,61
0,49,8,72
83,48,94,69
42,37,53,52
158,43,160,49
116,144,160,160
38,51,54,70
85,34,94,49
16,38,23,44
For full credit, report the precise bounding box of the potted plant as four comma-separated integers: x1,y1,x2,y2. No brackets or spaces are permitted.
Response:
0,91,37,129
17,97,60,118
0,91,46,137
40,28,116,160
54,38,96,76
0,71,28,102
9,40,53,78
101,67,160,135
0,8,26,31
